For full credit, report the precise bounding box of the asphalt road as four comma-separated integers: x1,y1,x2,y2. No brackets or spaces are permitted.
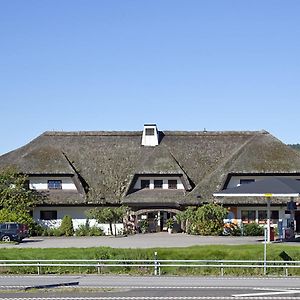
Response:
0,233,292,249
0,275,300,299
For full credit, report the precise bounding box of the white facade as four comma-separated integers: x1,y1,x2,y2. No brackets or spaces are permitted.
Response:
29,176,77,190
33,206,123,235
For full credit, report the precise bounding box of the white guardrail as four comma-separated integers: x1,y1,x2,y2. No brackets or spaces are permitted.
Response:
0,259,300,276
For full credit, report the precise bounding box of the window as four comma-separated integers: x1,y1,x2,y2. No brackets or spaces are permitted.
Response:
240,179,255,185
48,180,62,190
154,180,163,189
271,210,279,220
241,210,255,223
168,180,177,189
40,210,57,220
258,210,267,223
145,128,154,136
141,180,150,189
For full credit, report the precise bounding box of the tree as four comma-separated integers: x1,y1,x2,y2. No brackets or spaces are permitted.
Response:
0,168,43,229
0,168,42,212
176,206,197,233
177,204,227,236
194,203,227,236
87,206,128,236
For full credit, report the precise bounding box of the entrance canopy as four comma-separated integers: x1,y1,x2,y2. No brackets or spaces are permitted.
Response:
213,177,300,198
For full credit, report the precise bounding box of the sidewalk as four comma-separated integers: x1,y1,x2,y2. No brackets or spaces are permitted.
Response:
0,233,277,248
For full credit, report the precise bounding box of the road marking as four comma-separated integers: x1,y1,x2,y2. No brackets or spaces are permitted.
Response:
2,297,300,300
233,288,300,297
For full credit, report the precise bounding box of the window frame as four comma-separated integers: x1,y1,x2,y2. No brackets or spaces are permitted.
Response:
140,180,150,189
154,180,163,189
145,128,155,136
241,210,256,223
168,180,177,189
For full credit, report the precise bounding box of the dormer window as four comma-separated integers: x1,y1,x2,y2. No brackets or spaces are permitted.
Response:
134,176,184,190
48,180,62,190
141,124,159,146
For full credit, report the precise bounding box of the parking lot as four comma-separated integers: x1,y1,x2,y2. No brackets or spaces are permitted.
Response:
1,232,296,248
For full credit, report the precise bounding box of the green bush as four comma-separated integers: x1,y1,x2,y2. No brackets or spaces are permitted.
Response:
243,223,264,236
194,204,227,236
87,226,104,236
30,223,45,236
75,220,104,236
46,227,63,237
59,215,74,236
75,224,89,236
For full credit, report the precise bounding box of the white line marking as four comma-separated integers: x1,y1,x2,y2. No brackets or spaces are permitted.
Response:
233,288,300,297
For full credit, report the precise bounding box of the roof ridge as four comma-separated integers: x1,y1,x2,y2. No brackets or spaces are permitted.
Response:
43,131,141,136
43,130,268,137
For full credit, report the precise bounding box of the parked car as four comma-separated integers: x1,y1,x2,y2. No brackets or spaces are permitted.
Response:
0,223,29,242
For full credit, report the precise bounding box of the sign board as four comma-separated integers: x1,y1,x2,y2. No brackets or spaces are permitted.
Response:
264,194,273,197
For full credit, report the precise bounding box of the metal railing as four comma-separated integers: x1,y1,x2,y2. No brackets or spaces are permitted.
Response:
0,259,299,276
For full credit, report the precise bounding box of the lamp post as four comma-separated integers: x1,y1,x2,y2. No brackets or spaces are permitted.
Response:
265,195,272,243
264,225,267,275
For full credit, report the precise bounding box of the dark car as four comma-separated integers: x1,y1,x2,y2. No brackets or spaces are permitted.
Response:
0,223,29,242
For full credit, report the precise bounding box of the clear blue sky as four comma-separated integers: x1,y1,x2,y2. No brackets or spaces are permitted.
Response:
1,1,300,155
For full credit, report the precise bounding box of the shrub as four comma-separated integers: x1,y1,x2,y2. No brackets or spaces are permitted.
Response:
87,226,104,236
75,220,104,236
243,223,264,236
59,215,74,236
30,223,45,236
75,224,89,236
194,204,227,236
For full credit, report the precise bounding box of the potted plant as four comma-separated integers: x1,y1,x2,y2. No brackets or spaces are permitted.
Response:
166,218,174,234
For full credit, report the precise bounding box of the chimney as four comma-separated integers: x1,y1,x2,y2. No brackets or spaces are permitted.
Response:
141,124,159,146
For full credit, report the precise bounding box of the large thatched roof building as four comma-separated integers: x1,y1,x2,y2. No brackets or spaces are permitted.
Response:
1,124,300,233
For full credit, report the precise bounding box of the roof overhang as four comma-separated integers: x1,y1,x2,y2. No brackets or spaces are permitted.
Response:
213,193,299,197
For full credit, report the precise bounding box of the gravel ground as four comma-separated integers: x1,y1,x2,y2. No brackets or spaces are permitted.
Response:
0,233,279,248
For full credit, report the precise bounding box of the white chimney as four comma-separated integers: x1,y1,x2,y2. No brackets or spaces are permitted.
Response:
141,124,159,146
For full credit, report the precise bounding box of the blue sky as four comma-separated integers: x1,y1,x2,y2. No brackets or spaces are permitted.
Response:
1,1,300,154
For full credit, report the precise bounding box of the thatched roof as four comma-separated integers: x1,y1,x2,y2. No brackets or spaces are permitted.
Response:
1,130,300,206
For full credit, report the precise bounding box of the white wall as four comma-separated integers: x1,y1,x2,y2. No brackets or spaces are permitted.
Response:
134,176,184,190
33,206,123,235
29,176,77,190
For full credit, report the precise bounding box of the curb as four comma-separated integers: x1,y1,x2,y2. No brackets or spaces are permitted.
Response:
24,281,79,290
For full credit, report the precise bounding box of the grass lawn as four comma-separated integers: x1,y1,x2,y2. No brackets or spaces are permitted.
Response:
0,244,299,276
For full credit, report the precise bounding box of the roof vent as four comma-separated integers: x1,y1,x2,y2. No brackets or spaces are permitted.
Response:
142,124,159,146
